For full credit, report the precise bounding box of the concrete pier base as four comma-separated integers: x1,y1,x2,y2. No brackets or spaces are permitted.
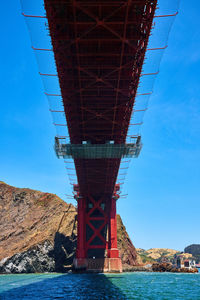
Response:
73,258,87,270
74,258,122,273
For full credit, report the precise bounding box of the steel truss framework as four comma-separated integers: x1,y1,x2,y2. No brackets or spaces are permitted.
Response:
43,0,157,271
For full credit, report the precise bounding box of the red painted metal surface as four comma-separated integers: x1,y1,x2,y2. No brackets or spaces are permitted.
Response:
44,0,156,196
75,185,120,263
44,0,157,266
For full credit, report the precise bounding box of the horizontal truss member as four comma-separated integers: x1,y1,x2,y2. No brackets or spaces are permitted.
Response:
54,137,142,159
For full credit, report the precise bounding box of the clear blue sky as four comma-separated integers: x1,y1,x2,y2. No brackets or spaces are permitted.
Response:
0,0,199,251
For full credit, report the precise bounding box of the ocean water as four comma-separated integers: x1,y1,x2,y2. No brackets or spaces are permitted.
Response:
0,272,200,299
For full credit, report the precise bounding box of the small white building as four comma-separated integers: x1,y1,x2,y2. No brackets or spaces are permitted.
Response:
177,257,196,269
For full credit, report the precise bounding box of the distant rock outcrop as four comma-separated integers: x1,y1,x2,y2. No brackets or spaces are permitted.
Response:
184,244,200,262
0,182,140,273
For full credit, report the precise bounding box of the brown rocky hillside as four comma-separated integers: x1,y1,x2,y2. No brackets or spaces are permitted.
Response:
136,248,193,263
0,181,140,273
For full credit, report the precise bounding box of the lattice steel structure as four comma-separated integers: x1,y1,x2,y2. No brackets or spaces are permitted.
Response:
41,0,157,272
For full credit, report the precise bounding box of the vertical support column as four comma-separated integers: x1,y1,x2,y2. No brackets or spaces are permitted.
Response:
108,197,119,258
107,196,122,272
76,197,85,258
74,197,87,270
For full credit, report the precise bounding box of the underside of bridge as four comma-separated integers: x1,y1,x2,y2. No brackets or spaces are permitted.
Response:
44,0,157,272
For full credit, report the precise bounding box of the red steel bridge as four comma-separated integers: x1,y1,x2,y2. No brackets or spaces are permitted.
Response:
21,0,178,272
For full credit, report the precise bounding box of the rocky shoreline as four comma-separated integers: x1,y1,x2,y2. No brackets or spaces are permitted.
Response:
0,248,198,274
151,263,198,273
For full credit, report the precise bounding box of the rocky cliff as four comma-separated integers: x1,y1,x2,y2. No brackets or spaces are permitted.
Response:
0,182,140,273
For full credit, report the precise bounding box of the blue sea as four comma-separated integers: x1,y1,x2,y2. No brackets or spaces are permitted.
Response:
0,272,200,299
